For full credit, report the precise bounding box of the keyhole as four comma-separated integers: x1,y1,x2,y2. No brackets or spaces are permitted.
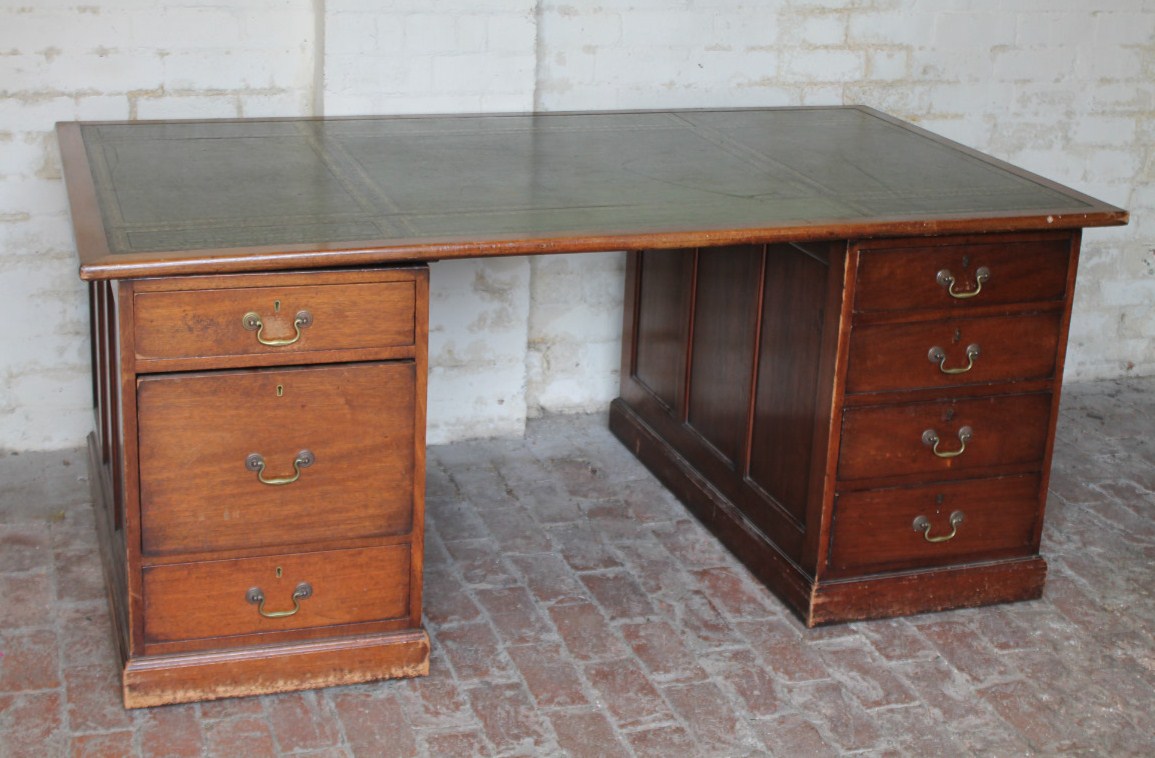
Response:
952,328,962,344
962,255,971,269
943,407,956,422
274,300,281,313
935,493,945,507
275,566,283,579
276,384,284,397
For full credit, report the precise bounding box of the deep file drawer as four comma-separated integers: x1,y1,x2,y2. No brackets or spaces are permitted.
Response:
138,362,417,556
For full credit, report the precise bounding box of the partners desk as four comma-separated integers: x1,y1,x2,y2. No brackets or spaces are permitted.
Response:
57,107,1127,707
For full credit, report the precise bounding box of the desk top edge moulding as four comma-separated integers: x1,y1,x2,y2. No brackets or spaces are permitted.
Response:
57,106,1128,707
58,106,1126,281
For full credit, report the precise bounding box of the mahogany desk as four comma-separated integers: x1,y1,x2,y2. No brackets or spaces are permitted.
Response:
57,107,1127,707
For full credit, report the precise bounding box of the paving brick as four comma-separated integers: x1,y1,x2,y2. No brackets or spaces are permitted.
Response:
623,723,698,757
330,690,418,757
674,590,743,649
548,521,623,572
507,553,589,605
814,638,918,709
853,617,937,662
664,679,763,752
506,641,589,708
750,711,839,757
266,691,343,753
735,618,831,683
692,566,778,620
441,537,520,588
548,709,632,758
620,619,708,683
579,569,655,621
703,648,782,718
395,654,474,731
0,692,66,758
70,730,135,758
136,703,205,758
474,586,553,646
1,568,54,628
476,506,553,554
976,679,1084,753
422,567,483,626
0,628,60,691
465,681,552,755
434,620,516,683
204,715,277,757
786,679,882,753
584,658,674,729
548,600,630,662
909,616,1014,684
421,728,491,757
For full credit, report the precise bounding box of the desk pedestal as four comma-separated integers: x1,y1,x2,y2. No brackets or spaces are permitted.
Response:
612,234,1075,625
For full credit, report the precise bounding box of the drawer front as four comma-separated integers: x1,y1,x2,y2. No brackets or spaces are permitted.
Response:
138,363,416,556
845,312,1061,394
143,544,411,643
854,236,1071,313
828,475,1041,575
134,280,416,361
838,393,1052,482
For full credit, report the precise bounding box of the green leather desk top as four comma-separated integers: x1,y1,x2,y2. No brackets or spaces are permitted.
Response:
59,106,1126,279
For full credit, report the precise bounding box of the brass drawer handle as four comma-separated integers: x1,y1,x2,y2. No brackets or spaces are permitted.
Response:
242,309,313,347
246,582,313,618
921,426,972,458
927,343,981,375
245,449,315,485
913,511,965,543
936,266,990,299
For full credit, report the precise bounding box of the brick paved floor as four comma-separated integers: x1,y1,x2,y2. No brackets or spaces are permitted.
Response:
2,377,1154,757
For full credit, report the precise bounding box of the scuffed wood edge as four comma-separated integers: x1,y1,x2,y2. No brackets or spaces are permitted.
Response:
122,629,430,708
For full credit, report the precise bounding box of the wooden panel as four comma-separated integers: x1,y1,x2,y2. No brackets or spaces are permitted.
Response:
633,249,692,411
143,544,411,643
854,235,1071,313
138,363,415,556
134,280,415,361
828,475,1041,576
687,245,763,466
748,244,830,523
845,312,1062,394
838,393,1053,482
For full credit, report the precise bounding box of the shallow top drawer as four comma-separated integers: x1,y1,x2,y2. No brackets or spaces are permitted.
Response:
134,279,416,363
854,235,1072,313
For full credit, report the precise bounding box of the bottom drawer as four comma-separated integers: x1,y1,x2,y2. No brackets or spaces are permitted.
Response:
827,475,1042,576
144,544,412,644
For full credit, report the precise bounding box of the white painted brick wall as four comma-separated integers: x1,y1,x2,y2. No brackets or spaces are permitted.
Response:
0,0,317,450
1,0,1151,451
